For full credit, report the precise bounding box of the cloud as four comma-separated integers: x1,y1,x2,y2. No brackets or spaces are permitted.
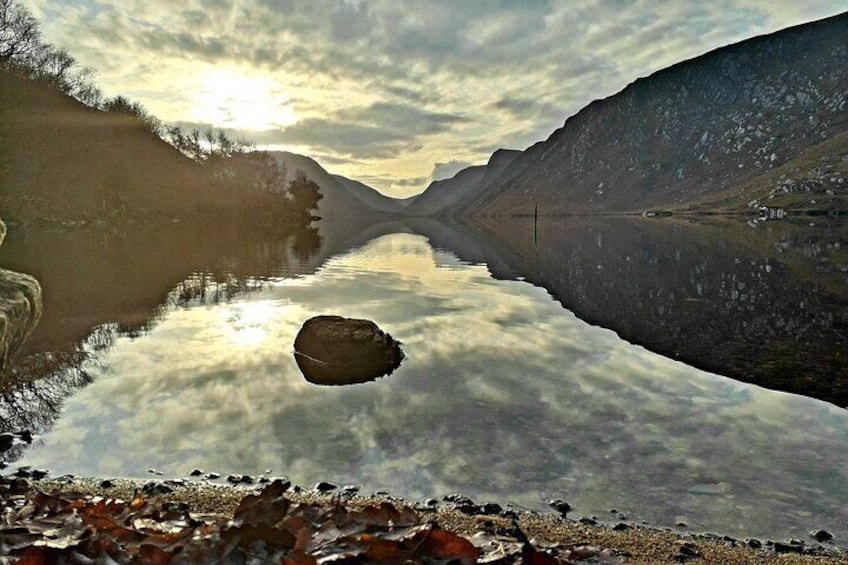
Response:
394,176,428,187
431,160,474,182
279,119,416,159
492,96,566,123
271,102,469,159
174,99,469,159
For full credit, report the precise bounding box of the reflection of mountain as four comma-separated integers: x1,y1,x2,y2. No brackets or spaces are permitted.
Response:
0,224,319,355
0,223,323,442
16,230,848,543
425,216,848,407
0,217,413,446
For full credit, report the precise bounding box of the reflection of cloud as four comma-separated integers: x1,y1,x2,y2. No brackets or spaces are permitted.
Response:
22,233,848,541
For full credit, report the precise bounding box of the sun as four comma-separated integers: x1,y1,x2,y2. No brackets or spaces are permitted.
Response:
191,69,297,131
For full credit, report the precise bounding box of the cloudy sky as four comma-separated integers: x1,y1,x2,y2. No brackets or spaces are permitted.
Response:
24,1,847,198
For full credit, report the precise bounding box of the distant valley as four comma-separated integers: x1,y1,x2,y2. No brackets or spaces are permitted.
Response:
262,12,848,219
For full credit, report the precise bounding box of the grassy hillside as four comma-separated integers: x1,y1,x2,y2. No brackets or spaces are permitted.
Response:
0,70,320,228
685,131,848,214
0,70,201,223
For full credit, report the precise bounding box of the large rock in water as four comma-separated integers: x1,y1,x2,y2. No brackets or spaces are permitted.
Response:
293,315,404,386
0,268,42,376
0,219,43,376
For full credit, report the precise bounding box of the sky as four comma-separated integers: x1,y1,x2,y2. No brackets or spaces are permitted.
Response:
23,0,848,198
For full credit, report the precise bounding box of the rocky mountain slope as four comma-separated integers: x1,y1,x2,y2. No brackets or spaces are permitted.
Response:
265,151,407,218
431,12,848,216
405,149,520,215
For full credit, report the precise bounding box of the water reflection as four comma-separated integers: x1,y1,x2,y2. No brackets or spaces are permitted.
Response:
11,231,848,543
448,216,848,407
0,222,323,461
0,223,322,355
0,325,110,465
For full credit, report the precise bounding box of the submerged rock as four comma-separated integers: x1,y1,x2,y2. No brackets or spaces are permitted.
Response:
293,315,404,386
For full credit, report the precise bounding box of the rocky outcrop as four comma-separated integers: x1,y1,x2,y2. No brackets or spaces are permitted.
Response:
293,315,404,386
0,221,42,375
448,12,848,216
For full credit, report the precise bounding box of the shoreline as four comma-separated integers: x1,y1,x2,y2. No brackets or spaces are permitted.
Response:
7,475,843,564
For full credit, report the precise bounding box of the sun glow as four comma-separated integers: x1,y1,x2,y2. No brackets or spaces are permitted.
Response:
191,70,297,131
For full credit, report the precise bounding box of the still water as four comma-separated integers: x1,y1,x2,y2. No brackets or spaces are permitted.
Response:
8,224,848,542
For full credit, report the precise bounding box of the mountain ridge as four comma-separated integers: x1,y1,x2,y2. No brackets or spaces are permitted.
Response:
0,70,403,223
413,12,848,217
262,151,408,217
405,149,521,215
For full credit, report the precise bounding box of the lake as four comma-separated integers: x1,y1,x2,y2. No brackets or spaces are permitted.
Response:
1,216,847,543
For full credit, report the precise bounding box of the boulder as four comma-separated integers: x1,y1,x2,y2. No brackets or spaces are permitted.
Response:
293,315,404,386
0,268,42,376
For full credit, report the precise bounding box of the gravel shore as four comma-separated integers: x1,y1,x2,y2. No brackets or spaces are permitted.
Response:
21,477,845,564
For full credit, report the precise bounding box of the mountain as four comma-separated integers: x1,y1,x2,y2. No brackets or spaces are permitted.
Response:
436,12,848,216
263,151,407,217
0,69,399,226
0,69,202,223
405,149,520,215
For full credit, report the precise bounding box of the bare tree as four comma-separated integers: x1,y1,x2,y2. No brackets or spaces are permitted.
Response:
103,95,162,135
0,0,103,108
163,125,253,163
32,45,74,88
163,126,205,161
0,0,41,63
68,66,103,106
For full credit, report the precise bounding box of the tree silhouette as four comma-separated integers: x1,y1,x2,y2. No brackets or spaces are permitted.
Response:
0,0,40,63
102,95,162,134
288,174,323,215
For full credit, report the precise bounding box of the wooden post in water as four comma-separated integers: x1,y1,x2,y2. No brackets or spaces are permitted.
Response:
534,203,538,246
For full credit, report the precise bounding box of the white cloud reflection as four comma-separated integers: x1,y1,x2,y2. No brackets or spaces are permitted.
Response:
21,233,848,541
23,0,848,197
